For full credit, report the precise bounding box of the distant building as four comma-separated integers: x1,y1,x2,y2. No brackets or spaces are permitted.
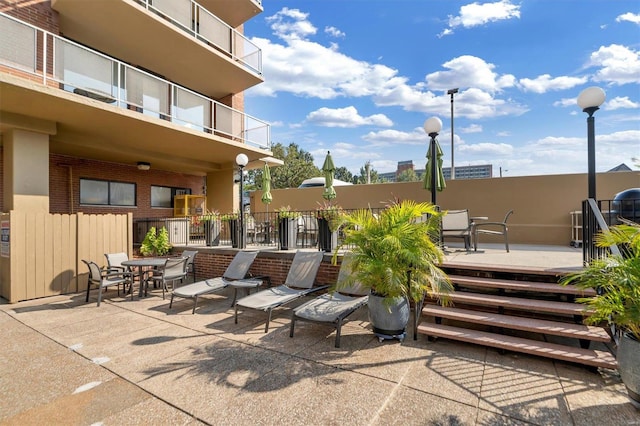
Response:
608,163,632,172
380,161,492,182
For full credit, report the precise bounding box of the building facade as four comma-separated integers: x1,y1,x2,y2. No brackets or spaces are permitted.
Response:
0,0,275,218
380,161,493,182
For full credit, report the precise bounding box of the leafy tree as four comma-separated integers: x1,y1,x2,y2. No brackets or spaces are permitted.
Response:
249,143,320,189
334,166,353,183
397,169,419,182
355,162,382,184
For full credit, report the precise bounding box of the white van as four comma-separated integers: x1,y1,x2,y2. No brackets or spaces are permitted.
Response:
298,177,353,188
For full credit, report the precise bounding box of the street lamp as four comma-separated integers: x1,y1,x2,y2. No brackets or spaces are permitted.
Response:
235,153,249,249
447,88,459,180
577,87,606,200
423,116,443,205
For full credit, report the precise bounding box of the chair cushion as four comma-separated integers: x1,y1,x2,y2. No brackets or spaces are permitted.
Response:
294,293,368,322
172,278,228,297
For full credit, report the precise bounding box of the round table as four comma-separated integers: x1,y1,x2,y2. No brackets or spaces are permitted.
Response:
121,258,168,297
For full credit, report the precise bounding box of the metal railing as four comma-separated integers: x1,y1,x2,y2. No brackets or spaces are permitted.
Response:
0,12,270,149
134,0,262,75
582,198,624,265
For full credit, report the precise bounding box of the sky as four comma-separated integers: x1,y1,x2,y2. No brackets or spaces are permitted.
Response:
243,0,640,178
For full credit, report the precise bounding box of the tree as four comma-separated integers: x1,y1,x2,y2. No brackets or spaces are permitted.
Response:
355,162,382,184
397,169,419,182
334,166,353,183
249,143,320,190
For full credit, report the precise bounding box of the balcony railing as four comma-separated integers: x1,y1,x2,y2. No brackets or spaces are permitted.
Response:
134,0,262,76
0,12,270,149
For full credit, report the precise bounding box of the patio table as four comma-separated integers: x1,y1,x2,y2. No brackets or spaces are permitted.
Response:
121,258,168,297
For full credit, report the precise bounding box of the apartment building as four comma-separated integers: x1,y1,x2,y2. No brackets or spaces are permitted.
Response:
0,0,276,218
380,161,492,182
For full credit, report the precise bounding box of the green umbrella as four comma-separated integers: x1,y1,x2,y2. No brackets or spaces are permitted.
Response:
322,151,337,201
423,138,446,203
261,163,272,205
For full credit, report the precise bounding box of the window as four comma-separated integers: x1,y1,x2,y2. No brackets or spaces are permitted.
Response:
151,185,191,208
80,179,136,206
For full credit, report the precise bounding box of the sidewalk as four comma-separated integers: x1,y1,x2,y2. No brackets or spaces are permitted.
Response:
1,246,639,425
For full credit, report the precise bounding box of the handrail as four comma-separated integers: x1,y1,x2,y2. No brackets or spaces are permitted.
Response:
582,198,622,265
0,12,270,149
134,0,262,75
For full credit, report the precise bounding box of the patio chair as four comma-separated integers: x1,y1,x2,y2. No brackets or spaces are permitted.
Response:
441,209,472,250
235,250,326,332
82,259,130,306
181,250,199,282
146,257,188,300
170,251,259,314
105,252,140,294
474,210,514,252
289,255,368,347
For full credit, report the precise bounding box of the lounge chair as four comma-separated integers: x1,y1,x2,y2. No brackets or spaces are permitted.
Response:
170,251,258,314
235,250,326,332
289,255,368,347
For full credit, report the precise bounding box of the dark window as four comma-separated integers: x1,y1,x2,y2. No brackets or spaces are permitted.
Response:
80,179,136,206
151,185,191,208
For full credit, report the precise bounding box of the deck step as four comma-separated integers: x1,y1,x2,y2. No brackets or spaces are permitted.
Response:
449,275,596,296
417,323,617,370
422,305,610,342
431,291,594,316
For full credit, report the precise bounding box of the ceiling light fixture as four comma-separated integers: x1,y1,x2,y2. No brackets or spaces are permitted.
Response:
137,161,151,171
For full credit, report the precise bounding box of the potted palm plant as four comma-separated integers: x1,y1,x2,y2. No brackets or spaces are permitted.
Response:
276,206,301,250
332,200,452,341
561,219,640,408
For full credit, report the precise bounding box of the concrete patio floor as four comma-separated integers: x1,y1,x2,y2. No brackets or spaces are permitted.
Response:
1,245,639,425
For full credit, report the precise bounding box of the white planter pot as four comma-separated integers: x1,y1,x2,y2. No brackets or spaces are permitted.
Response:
368,293,410,342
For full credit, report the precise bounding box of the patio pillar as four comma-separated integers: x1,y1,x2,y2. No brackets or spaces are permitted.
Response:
205,168,237,214
3,127,53,212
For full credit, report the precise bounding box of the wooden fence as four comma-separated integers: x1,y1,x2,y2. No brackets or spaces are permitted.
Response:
0,211,132,303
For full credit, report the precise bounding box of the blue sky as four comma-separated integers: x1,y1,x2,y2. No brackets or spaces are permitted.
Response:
244,1,640,177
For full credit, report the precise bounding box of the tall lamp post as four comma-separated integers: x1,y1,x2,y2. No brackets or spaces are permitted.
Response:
235,153,248,249
447,88,458,180
423,116,443,205
577,87,606,200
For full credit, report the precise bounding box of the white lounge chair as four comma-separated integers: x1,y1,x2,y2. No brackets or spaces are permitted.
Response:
235,251,326,332
169,251,258,314
289,255,368,347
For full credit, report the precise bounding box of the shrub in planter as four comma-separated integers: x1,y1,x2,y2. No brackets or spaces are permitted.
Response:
561,219,640,407
332,200,452,341
276,206,301,250
140,226,172,256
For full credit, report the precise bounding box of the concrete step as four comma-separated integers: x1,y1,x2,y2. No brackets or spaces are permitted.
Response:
417,323,617,370
449,275,596,297
431,291,594,317
421,305,610,342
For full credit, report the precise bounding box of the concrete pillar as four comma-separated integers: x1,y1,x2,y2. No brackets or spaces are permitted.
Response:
205,168,237,214
3,129,50,212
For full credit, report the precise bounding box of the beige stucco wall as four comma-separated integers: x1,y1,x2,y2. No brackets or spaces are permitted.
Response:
249,171,639,246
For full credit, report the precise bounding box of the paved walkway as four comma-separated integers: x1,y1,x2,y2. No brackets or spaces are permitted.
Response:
1,246,639,425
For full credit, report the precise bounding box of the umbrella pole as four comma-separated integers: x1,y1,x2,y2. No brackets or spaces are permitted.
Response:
430,134,437,205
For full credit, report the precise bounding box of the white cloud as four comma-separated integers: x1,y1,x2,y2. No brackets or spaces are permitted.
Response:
460,124,483,133
325,26,345,38
588,44,640,85
458,142,513,155
616,12,640,24
519,74,588,93
604,96,640,110
440,0,520,37
425,55,516,93
361,128,426,146
306,106,393,128
266,8,316,41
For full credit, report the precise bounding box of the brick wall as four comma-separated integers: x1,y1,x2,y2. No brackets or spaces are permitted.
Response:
50,154,204,218
0,0,59,34
176,249,341,288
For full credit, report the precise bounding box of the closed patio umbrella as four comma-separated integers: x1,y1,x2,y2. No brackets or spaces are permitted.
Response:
423,138,446,204
322,151,337,202
261,163,272,206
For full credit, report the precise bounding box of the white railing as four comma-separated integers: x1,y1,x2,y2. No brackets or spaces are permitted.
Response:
135,0,262,75
0,12,270,149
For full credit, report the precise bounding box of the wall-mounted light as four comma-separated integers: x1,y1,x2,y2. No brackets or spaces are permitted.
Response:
137,162,151,171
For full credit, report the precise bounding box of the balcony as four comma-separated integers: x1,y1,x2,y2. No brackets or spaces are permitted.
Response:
198,0,263,28
51,0,263,99
0,12,270,174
